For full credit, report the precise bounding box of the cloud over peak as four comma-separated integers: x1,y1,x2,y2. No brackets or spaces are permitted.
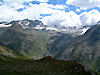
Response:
42,9,100,28
0,0,100,29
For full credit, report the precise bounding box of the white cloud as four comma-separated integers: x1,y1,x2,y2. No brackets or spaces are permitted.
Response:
2,0,48,9
0,0,100,29
0,5,18,22
41,11,82,28
66,0,100,8
26,3,66,16
76,7,87,12
42,9,100,28
80,7,87,10
3,0,48,3
50,4,67,9
34,0,48,2
9,2,25,9
0,3,66,22
80,9,100,26
34,3,67,10
76,8,81,12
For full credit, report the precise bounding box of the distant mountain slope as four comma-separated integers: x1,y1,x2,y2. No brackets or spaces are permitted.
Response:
0,45,26,60
0,56,97,75
0,23,50,59
0,22,73,60
5,19,44,27
55,24,100,73
0,27,8,34
48,33,73,57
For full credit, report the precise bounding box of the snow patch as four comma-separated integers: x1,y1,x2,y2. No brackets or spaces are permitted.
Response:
34,25,45,29
46,27,58,31
0,24,11,27
81,27,90,34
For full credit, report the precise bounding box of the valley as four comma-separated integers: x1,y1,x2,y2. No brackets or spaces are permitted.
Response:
0,19,99,75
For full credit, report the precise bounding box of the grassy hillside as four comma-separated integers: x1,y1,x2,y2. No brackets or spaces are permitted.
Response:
0,45,27,60
0,45,96,75
0,56,97,75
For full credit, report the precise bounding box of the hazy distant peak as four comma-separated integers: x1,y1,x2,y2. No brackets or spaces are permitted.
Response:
11,23,22,28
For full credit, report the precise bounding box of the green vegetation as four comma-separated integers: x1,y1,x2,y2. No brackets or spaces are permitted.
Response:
0,55,96,75
0,45,28,61
0,45,96,75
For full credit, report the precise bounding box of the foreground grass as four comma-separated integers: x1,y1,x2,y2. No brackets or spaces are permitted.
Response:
0,56,98,75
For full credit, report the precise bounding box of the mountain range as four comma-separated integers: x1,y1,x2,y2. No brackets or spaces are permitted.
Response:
0,19,100,74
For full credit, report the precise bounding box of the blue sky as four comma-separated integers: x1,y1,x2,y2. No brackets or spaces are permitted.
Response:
0,0,100,28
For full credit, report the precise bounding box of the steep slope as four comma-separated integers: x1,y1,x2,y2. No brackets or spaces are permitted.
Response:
48,33,73,57
0,23,50,59
0,45,26,60
0,27,8,34
55,24,100,73
0,56,97,75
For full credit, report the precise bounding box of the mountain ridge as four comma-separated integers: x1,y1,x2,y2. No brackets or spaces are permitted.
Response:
0,19,91,35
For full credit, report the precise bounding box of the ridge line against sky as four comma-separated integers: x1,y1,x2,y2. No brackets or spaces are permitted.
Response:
0,0,100,28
